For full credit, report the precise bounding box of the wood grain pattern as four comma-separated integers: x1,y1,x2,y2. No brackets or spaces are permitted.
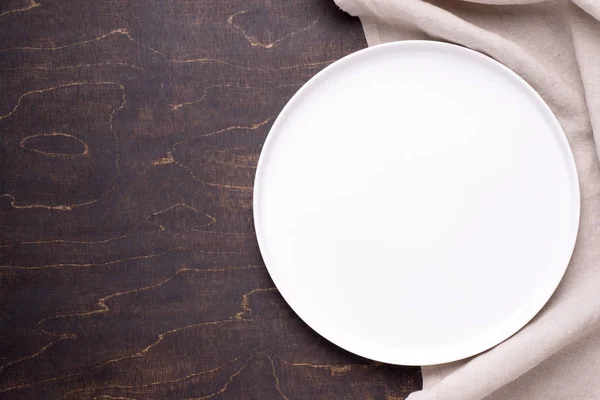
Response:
0,0,422,398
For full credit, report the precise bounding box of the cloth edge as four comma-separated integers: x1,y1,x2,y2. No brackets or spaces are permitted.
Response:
358,16,381,46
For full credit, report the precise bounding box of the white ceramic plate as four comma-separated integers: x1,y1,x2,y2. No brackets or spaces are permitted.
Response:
253,41,580,366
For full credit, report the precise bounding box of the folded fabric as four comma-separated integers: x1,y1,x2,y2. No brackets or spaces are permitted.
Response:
332,1,600,399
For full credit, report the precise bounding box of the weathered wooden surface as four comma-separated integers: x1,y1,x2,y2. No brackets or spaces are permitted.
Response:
0,0,422,398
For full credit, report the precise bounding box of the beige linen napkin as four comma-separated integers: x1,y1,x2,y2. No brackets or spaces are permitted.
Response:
332,1,600,399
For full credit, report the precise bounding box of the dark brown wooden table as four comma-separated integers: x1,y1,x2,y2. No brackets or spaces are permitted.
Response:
0,0,421,398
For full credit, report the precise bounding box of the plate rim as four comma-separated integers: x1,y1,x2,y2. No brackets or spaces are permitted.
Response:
253,40,581,366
